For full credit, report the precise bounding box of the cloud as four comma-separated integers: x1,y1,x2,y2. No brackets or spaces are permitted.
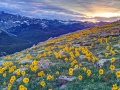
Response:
94,16,120,22
0,0,120,22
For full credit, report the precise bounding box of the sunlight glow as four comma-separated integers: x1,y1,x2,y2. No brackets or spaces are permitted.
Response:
91,12,119,18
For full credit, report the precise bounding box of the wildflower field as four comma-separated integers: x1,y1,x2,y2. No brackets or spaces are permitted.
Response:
0,21,120,90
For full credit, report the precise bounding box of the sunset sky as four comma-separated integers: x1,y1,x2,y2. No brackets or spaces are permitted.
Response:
0,0,120,22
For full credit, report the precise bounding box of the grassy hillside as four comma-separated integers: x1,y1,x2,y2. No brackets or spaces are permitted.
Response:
0,21,120,90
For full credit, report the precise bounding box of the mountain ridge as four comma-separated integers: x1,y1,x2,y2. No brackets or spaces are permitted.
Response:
0,11,110,56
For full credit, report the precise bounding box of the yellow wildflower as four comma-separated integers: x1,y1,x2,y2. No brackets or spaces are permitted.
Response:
40,80,45,87
110,65,115,70
23,78,29,83
99,69,104,75
116,71,120,78
78,75,82,80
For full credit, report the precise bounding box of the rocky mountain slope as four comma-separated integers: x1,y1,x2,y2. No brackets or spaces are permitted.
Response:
0,11,108,31
0,11,109,56
0,20,120,90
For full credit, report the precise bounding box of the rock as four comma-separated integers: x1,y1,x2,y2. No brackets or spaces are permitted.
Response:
88,34,98,37
59,51,69,58
79,55,85,60
72,44,80,47
38,50,45,54
97,54,104,58
111,29,120,33
110,33,120,36
16,54,24,60
1,87,7,90
60,85,67,90
81,62,91,64
94,41,99,44
37,42,44,46
0,60,4,65
81,42,91,46
37,60,55,70
56,79,67,87
99,33,110,38
114,68,120,71
58,76,76,82
29,44,36,50
47,37,53,40
20,67,28,71
16,77,23,82
20,59,33,64
56,76,76,87
94,59,111,68
113,44,120,48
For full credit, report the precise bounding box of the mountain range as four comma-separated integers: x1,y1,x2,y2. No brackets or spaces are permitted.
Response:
0,11,109,56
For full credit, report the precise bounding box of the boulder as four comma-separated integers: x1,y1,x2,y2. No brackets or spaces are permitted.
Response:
20,59,33,64
94,59,111,68
16,77,23,83
56,76,76,87
1,87,7,90
97,53,104,58
81,42,91,46
37,60,55,70
72,44,80,47
0,60,4,65
99,33,110,38
60,85,67,90
79,55,85,60
113,44,120,48
38,50,45,54
58,76,76,82
59,51,69,58
16,54,24,60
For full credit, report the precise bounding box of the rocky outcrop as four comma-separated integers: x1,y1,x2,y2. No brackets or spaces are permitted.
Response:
37,60,55,70
20,59,33,64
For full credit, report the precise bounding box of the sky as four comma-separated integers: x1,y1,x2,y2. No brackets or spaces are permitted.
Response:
0,0,120,22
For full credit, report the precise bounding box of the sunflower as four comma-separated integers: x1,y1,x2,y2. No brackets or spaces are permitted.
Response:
3,73,6,77
78,75,83,80
38,71,45,77
21,70,26,76
82,67,87,71
74,65,78,68
40,80,45,87
69,68,73,72
19,85,24,90
87,69,91,74
112,84,118,90
56,71,60,75
99,69,104,75
47,75,54,80
116,71,120,78
110,65,115,70
23,78,29,83
105,53,108,57
111,58,115,63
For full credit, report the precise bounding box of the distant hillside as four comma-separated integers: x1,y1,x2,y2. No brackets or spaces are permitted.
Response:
0,11,109,56
0,29,33,56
